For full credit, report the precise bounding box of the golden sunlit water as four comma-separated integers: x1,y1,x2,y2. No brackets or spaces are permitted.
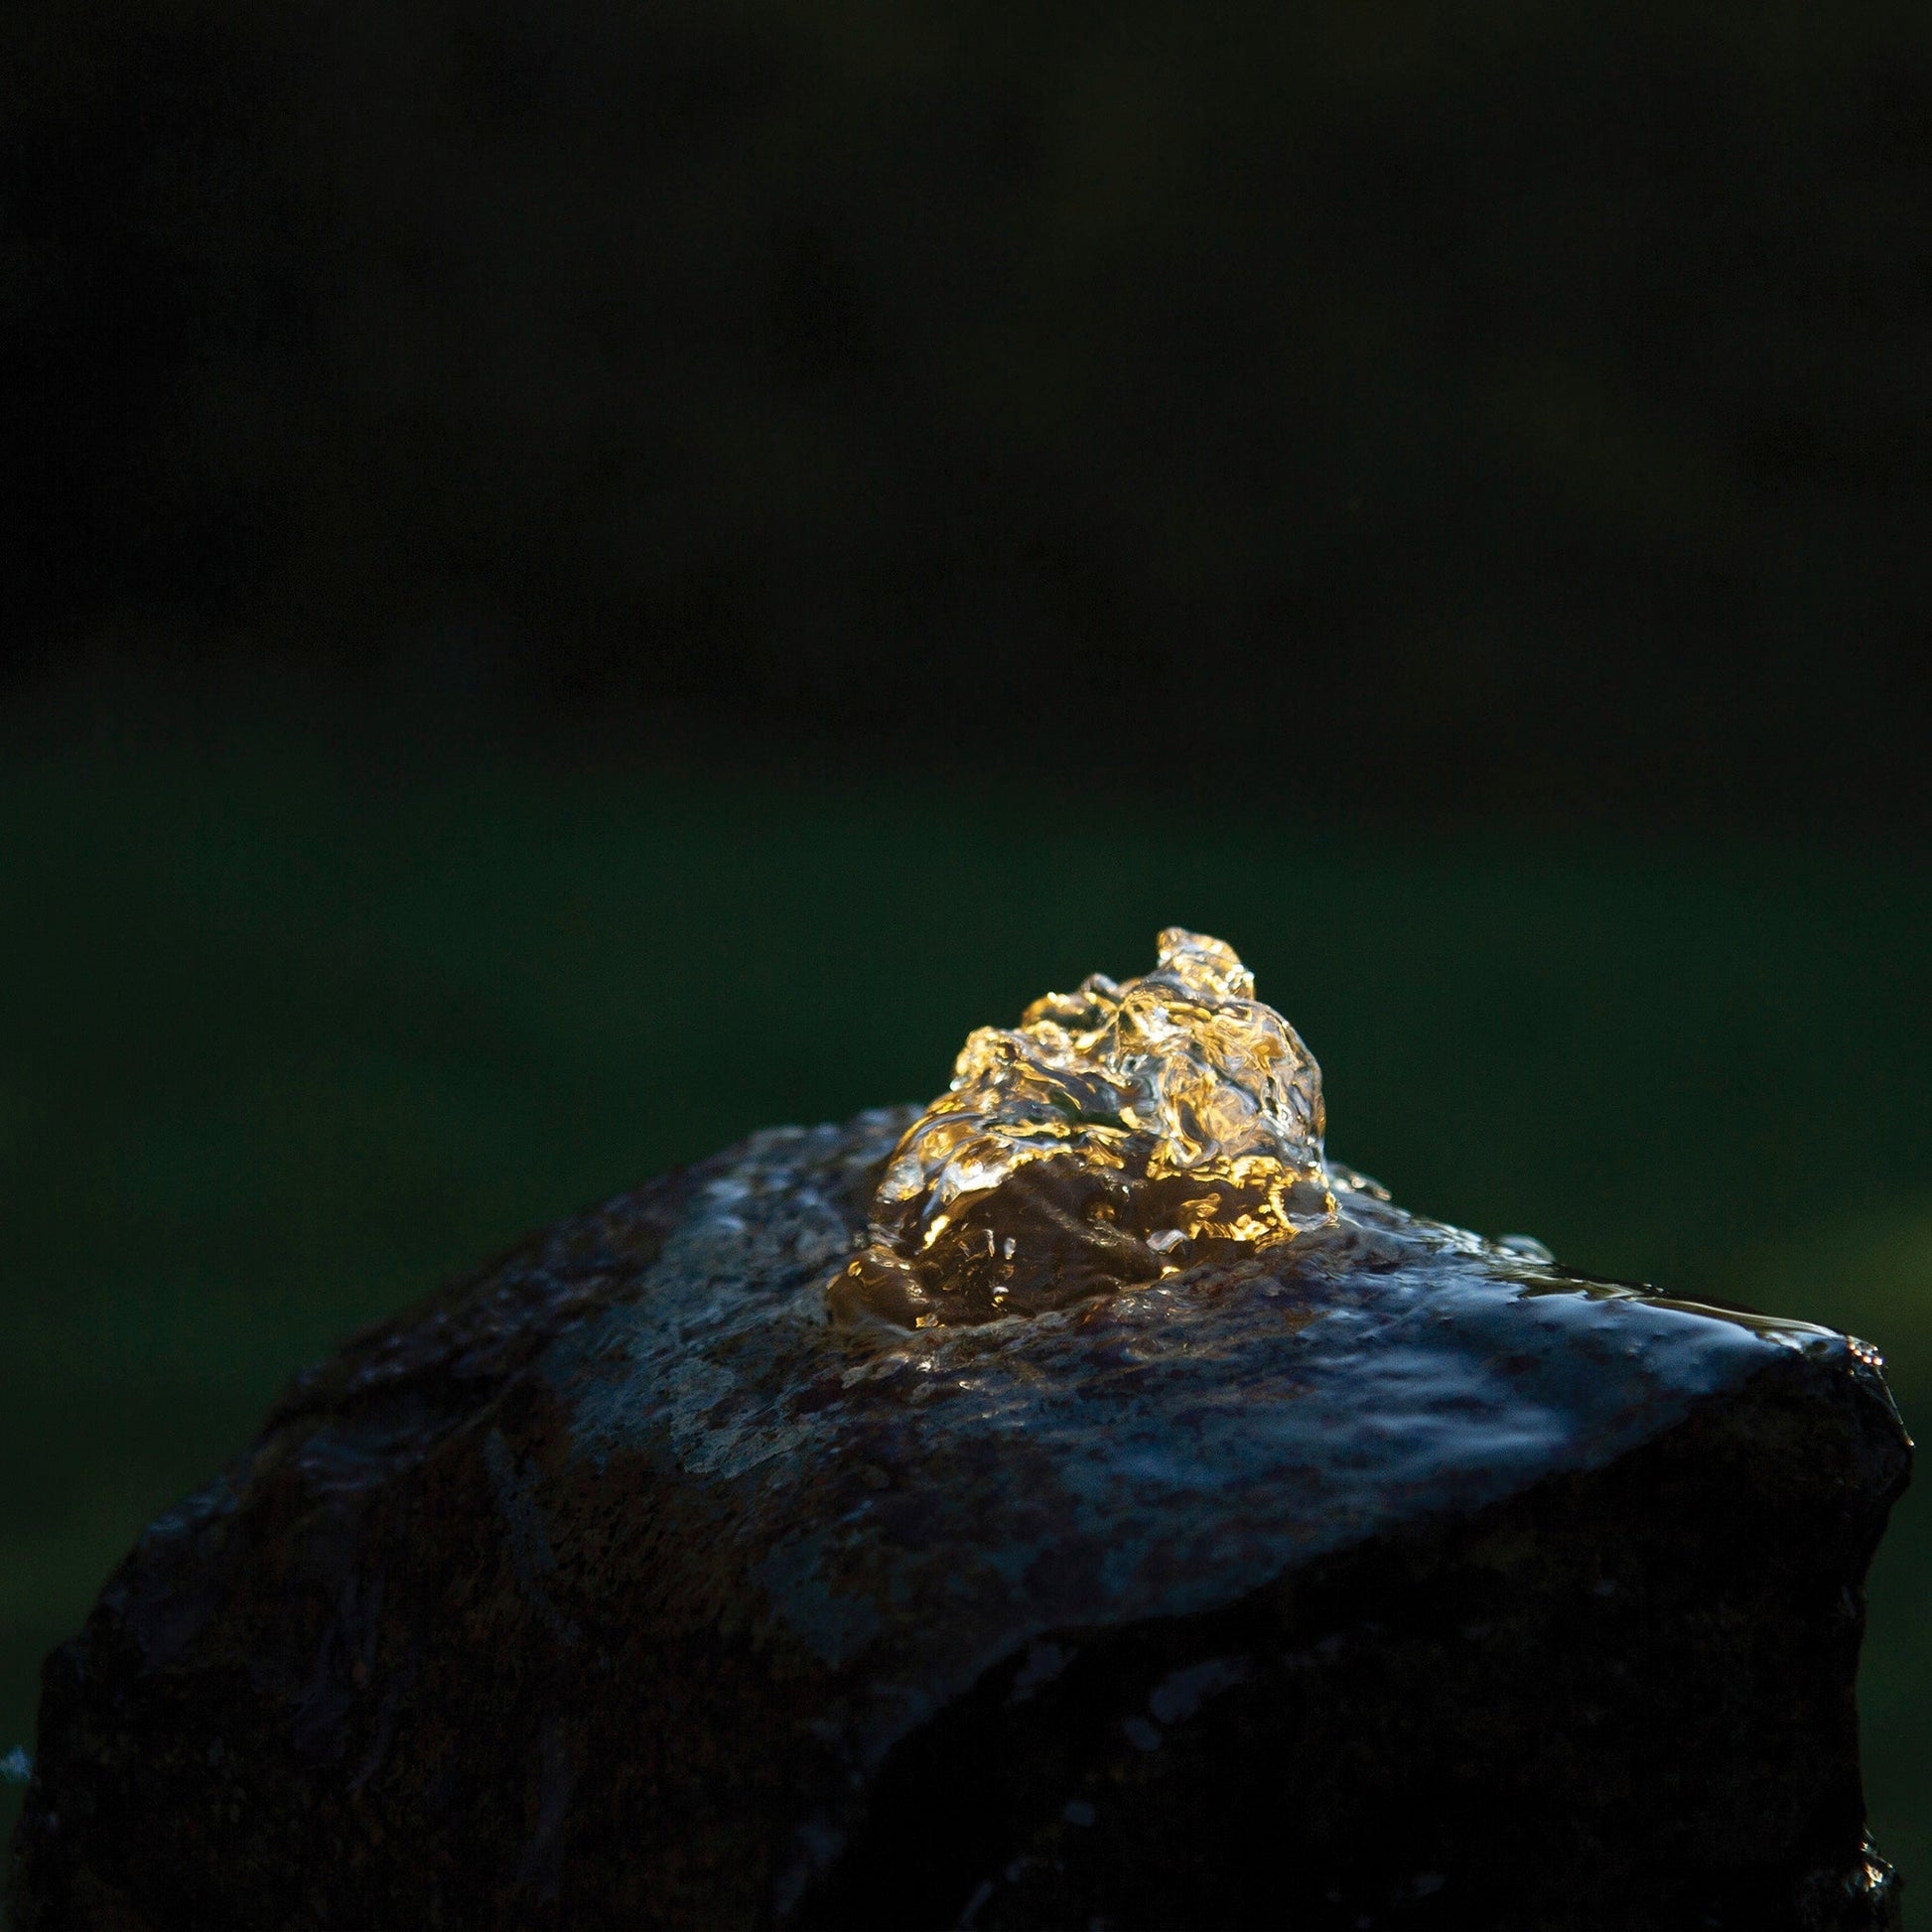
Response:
830,929,1339,1327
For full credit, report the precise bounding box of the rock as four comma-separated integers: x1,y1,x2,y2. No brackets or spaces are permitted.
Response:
6,1109,1911,1930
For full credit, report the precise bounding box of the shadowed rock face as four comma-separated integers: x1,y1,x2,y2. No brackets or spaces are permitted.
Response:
6,1109,1912,1930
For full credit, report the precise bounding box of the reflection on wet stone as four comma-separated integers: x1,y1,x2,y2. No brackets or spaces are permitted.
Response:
7,934,1914,1929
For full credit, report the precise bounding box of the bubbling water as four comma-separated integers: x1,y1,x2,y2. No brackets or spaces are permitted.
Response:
829,929,1337,1328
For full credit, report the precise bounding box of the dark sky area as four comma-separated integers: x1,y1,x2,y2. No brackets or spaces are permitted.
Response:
4,0,1928,825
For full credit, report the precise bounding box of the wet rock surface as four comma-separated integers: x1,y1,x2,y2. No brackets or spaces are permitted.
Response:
7,1109,1912,1930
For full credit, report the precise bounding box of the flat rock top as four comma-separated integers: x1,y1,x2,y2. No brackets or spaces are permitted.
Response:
506,1112,1880,1668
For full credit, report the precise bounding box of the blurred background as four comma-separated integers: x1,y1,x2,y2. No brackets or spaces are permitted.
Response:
2,0,1928,1894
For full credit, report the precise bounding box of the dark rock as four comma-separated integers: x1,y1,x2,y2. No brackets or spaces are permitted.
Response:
6,1110,1911,1929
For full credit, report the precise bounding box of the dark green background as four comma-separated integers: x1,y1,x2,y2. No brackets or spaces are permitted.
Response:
2,703,1926,1887
6,0,1930,825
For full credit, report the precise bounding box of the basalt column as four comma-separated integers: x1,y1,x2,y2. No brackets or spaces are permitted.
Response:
10,933,1911,1929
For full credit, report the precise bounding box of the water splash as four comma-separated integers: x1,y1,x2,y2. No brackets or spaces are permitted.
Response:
830,929,1337,1327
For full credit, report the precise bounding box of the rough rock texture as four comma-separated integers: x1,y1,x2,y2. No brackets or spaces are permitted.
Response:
7,1109,1913,1930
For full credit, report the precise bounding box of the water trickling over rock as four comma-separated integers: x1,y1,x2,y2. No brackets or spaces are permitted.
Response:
833,929,1339,1326
6,939,1911,1930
